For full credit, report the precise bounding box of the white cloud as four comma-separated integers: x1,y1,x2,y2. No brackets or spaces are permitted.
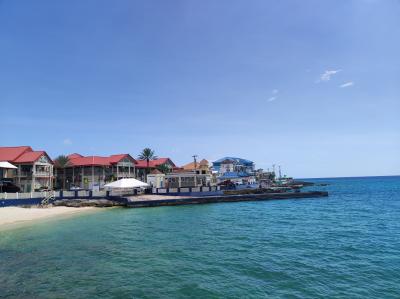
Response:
268,96,277,102
339,81,354,88
63,138,72,145
319,69,341,82
272,89,279,94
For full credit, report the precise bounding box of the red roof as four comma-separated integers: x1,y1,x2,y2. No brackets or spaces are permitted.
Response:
0,146,53,164
68,153,83,160
68,156,111,167
0,146,32,161
135,158,176,169
150,169,163,175
14,151,48,163
108,154,136,164
66,153,136,167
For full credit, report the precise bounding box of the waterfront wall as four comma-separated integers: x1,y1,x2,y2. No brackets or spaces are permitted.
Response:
128,191,329,208
153,186,221,195
0,190,132,207
0,187,221,207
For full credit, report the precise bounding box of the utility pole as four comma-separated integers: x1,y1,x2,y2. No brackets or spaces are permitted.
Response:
92,156,95,190
192,155,198,170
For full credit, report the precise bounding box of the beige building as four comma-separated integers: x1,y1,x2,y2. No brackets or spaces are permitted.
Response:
146,169,165,188
0,146,54,192
165,170,213,188
56,153,136,190
182,159,211,174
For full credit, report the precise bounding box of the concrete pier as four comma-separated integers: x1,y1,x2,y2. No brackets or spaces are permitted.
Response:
126,191,328,208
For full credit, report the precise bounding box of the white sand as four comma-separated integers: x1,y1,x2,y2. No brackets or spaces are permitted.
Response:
0,206,96,229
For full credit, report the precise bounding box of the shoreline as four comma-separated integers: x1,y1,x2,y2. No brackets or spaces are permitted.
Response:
0,206,99,232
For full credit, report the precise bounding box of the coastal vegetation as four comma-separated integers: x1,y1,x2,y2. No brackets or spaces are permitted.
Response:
138,148,157,176
157,163,171,174
54,155,70,190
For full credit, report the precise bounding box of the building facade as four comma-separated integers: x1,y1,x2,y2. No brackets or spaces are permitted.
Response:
135,158,176,181
165,172,212,188
212,157,256,184
0,146,54,192
146,169,165,188
213,157,255,174
56,153,136,190
182,159,211,175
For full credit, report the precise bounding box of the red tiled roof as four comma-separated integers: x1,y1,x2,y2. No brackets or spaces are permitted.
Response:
14,151,47,163
181,159,209,170
199,159,209,166
108,154,136,164
0,146,53,164
150,169,163,175
135,158,176,169
68,153,83,160
0,146,32,162
66,153,136,167
68,156,111,167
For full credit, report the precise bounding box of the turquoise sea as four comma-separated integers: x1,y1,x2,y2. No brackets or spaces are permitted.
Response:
1,176,399,298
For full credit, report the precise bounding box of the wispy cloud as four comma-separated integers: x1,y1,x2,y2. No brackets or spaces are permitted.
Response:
319,69,341,82
267,89,279,102
339,81,354,88
63,138,72,145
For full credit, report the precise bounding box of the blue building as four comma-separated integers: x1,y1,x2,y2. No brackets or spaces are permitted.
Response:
212,157,255,174
212,157,255,184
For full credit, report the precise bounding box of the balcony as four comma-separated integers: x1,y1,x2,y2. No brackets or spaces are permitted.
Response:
35,171,52,177
19,171,52,177
19,171,32,177
116,172,135,178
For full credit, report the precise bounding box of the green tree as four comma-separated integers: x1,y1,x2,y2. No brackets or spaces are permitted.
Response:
138,148,158,178
54,155,70,190
157,163,170,174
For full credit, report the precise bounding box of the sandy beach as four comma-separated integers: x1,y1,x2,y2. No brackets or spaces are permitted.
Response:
0,206,96,230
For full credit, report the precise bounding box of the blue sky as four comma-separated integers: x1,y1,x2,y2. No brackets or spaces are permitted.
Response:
1,0,399,178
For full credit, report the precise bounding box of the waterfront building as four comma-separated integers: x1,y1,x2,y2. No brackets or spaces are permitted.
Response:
146,169,165,188
56,153,136,190
212,157,256,184
165,168,214,188
182,159,211,174
213,157,255,174
135,158,176,181
0,146,54,192
216,171,256,185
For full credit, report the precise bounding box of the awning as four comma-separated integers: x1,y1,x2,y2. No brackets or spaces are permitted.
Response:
0,161,17,169
104,178,149,189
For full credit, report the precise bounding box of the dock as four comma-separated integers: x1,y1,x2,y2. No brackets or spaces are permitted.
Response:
126,191,328,208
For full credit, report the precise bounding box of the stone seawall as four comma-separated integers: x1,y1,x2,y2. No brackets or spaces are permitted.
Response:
127,191,329,208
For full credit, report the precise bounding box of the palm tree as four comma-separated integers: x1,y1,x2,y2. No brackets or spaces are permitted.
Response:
138,148,157,178
54,155,69,190
157,163,170,174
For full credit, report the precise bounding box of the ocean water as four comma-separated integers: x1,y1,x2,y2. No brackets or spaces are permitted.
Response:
0,176,399,298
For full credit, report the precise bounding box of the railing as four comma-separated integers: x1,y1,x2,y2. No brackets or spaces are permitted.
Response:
109,189,138,197
16,171,52,177
116,172,135,178
0,191,55,200
152,186,221,194
34,171,52,177
19,172,32,177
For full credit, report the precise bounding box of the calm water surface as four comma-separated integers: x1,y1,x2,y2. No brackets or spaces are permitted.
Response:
1,176,399,298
